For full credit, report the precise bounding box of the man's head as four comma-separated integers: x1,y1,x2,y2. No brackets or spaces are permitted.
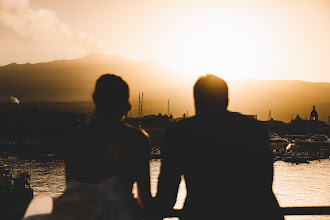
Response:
194,74,229,114
92,74,131,120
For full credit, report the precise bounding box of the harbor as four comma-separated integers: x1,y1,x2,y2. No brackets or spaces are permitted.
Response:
0,103,329,219
0,0,329,218
0,155,329,220
271,133,330,163
0,161,33,219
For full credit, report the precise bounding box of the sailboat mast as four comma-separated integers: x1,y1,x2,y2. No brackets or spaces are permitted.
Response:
138,93,141,118
138,93,141,127
141,93,143,119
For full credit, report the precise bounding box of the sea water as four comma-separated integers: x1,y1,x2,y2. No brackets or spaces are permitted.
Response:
1,155,329,220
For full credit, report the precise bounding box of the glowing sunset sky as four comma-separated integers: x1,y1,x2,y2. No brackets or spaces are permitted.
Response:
0,0,329,82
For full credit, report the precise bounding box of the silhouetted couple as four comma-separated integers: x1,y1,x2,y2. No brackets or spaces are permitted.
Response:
63,74,283,219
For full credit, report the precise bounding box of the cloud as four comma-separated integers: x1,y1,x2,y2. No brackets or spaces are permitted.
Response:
0,0,103,53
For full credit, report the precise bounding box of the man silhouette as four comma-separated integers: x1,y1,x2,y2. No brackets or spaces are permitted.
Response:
155,74,283,219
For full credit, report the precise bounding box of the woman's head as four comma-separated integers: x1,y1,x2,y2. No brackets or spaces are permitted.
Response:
92,74,131,120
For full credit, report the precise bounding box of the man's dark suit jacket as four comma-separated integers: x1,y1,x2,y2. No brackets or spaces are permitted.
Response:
156,111,283,219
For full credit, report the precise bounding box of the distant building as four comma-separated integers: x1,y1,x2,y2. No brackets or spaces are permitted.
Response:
310,106,318,121
246,114,257,120
264,106,328,135
293,114,302,121
263,119,287,135
289,112,328,135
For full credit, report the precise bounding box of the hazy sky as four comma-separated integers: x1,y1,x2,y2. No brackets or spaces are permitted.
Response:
0,0,329,82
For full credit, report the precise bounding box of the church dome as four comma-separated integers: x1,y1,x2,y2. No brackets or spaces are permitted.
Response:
310,106,318,121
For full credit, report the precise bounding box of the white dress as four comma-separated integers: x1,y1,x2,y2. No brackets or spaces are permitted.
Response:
23,177,141,220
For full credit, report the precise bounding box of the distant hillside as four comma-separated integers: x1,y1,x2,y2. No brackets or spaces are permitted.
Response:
0,53,184,101
0,53,329,122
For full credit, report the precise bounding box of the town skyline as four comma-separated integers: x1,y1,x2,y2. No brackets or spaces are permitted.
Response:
0,53,329,122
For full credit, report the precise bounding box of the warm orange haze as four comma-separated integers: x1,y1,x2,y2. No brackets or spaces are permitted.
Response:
0,0,329,119
0,1,330,219
0,0,329,81
0,53,329,122
0,0,329,123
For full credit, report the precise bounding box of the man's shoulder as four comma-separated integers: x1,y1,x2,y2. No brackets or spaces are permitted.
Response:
167,112,266,133
227,111,262,125
174,112,259,123
227,111,252,120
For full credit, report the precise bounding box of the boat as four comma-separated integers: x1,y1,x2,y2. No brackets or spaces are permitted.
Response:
310,135,330,143
283,156,310,163
269,133,289,148
0,161,33,219
269,133,289,158
291,135,330,145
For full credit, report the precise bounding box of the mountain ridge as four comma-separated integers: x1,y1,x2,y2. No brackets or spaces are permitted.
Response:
0,53,329,122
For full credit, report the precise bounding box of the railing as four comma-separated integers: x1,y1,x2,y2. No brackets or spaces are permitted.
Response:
165,207,330,217
150,154,330,217
281,207,330,215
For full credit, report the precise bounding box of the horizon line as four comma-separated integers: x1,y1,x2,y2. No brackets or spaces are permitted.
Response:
1,53,329,84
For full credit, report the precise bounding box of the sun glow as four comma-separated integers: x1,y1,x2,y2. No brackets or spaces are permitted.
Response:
163,10,273,80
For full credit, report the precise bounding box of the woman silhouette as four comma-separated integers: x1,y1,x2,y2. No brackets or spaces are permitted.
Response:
64,74,153,219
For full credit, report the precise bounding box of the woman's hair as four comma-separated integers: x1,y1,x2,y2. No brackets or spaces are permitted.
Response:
92,74,131,118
